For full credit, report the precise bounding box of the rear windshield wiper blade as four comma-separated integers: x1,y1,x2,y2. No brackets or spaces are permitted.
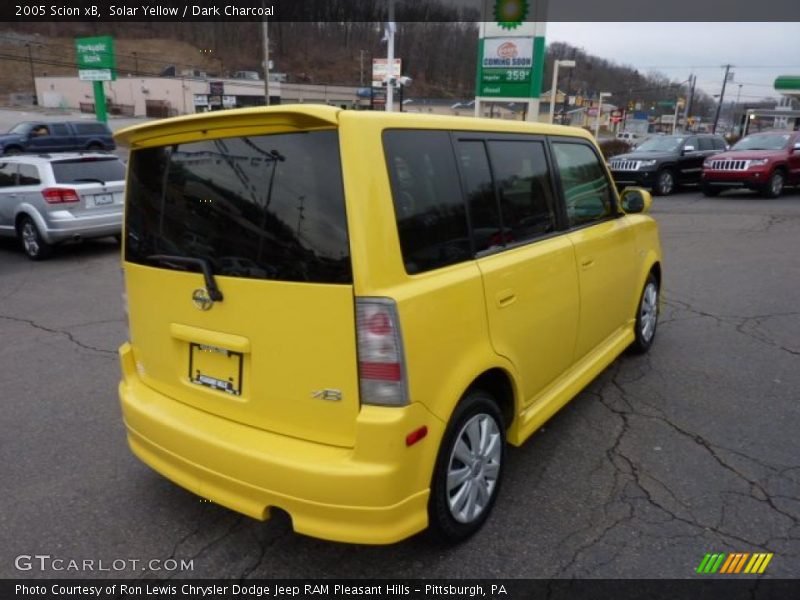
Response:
72,177,107,185
146,254,224,301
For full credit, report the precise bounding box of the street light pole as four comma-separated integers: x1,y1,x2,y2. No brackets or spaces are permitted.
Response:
594,92,611,139
385,0,396,112
262,2,270,106
549,59,576,124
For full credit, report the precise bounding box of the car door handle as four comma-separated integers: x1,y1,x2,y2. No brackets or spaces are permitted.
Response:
581,258,595,270
495,289,516,308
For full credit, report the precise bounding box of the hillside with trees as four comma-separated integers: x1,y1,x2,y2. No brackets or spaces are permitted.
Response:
3,21,713,117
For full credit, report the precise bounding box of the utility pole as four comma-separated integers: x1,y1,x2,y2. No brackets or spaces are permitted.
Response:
712,65,732,134
262,2,270,106
683,74,696,131
359,50,367,86
26,43,37,106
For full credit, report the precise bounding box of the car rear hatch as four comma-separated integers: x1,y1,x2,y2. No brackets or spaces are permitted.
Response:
118,108,361,448
46,156,125,214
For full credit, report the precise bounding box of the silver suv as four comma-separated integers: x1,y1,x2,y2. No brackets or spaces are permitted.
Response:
0,154,125,260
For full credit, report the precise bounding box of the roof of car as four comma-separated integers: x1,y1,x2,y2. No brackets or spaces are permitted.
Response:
0,152,120,164
115,103,595,148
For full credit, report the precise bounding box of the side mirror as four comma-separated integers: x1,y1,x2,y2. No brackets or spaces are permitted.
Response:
793,142,800,152
682,145,695,154
620,187,652,215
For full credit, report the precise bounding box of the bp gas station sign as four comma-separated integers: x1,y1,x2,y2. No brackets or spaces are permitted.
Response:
475,0,547,120
479,37,534,97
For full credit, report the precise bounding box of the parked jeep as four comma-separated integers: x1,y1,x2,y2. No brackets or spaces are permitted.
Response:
0,121,116,155
609,133,727,195
701,131,800,198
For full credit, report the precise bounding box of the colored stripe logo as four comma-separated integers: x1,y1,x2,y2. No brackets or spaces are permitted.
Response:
696,552,773,574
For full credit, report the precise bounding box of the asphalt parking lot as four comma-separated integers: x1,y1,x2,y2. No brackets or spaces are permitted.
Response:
1,188,798,579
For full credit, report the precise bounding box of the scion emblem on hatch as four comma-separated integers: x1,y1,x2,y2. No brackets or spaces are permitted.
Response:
192,288,214,311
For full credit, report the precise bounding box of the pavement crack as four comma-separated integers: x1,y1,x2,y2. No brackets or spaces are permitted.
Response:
0,313,116,355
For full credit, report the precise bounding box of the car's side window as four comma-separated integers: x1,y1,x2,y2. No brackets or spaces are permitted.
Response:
684,136,699,151
698,137,714,151
384,130,471,274
50,124,69,136
18,164,41,186
713,137,727,150
552,142,614,228
487,140,557,244
0,162,17,187
455,140,502,254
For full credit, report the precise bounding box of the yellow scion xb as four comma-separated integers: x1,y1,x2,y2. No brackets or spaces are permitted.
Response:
115,106,662,544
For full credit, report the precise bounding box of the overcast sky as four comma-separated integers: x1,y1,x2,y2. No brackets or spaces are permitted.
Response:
547,22,800,103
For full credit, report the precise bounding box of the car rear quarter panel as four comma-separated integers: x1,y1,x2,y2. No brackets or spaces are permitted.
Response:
337,113,525,430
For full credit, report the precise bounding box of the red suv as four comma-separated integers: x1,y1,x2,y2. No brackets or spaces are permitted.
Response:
701,131,800,198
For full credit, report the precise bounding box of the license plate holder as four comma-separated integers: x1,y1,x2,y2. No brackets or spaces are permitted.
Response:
90,193,113,207
188,343,243,396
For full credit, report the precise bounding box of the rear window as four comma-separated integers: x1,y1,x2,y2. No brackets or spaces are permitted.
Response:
73,123,109,135
51,158,126,184
125,130,351,284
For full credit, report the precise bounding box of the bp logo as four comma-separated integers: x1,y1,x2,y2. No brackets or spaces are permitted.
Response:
494,0,529,30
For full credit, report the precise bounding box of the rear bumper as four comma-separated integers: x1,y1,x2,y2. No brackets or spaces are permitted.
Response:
118,342,443,544
42,209,122,243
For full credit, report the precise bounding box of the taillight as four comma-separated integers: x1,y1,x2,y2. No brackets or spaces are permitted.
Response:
356,298,408,407
42,188,80,204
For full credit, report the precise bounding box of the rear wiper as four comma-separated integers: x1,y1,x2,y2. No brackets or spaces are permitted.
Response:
72,177,106,185
146,254,224,301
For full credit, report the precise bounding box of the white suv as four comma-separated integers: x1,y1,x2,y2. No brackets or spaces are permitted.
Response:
0,154,125,260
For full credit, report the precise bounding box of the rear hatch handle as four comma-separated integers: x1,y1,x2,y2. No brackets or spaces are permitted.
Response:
146,255,224,301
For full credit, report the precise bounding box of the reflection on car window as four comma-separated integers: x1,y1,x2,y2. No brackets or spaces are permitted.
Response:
553,143,613,227
18,164,40,186
456,140,500,253
636,136,684,152
733,134,791,151
488,140,557,245
384,130,471,274
126,131,352,284
0,163,17,187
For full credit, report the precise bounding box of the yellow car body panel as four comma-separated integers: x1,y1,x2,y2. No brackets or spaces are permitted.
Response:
115,105,662,544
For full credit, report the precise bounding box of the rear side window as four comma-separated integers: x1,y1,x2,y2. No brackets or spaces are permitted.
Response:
698,137,714,151
73,123,109,135
487,140,557,243
455,140,500,253
125,130,351,284
0,163,17,187
713,137,727,150
18,164,41,185
50,124,70,136
52,158,125,184
384,130,471,274
552,142,614,227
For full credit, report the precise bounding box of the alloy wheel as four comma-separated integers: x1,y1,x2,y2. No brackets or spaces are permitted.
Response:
446,413,502,524
640,282,658,343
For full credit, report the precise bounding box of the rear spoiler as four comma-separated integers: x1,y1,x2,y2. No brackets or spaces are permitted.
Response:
114,105,341,149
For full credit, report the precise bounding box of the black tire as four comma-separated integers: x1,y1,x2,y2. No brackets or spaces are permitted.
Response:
4,146,22,156
654,169,675,196
702,184,720,197
428,390,506,543
17,216,52,261
761,170,785,199
628,273,659,354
